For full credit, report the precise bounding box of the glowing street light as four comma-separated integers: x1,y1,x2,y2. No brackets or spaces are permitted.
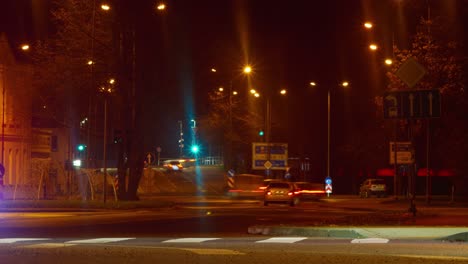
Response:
385,58,393,65
280,89,287,95
101,4,110,11
341,81,349,87
87,60,94,65
218,87,224,92
369,44,378,51
21,44,30,51
364,22,373,29
243,65,252,74
108,78,115,84
157,3,166,11
211,68,217,72
310,82,317,86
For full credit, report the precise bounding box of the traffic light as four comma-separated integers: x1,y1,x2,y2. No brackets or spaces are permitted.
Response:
190,145,200,154
258,130,264,136
77,144,86,152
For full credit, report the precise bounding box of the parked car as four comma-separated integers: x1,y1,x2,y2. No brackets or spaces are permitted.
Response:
293,182,326,200
263,181,299,206
359,178,387,198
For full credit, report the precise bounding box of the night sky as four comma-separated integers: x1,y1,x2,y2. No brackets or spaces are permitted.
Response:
1,1,466,172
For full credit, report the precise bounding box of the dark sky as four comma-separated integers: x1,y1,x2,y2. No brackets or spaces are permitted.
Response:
1,0,466,166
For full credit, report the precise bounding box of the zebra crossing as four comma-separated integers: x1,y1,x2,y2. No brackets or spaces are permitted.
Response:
0,237,390,246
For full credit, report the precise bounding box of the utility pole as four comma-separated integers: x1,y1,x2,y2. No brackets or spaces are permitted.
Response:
178,121,184,158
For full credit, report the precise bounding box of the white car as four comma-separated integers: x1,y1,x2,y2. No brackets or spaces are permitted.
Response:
359,179,387,198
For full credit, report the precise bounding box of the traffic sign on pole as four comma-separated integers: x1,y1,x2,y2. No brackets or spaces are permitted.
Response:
383,90,441,119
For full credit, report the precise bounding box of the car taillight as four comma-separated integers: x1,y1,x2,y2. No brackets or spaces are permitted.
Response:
288,191,294,196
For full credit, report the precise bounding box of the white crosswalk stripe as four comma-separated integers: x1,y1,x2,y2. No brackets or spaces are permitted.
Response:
351,238,389,244
65,238,135,244
162,238,220,243
0,238,50,244
255,237,308,243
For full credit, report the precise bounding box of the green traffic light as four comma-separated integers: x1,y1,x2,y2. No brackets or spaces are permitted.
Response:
77,144,86,151
259,130,264,136
191,145,200,153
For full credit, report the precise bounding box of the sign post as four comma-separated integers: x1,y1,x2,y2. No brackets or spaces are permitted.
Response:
325,176,332,197
156,147,162,166
252,143,288,171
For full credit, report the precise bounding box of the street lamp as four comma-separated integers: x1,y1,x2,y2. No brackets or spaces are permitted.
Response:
211,65,252,170
251,89,287,176
369,44,378,51
310,81,349,183
364,22,373,29
99,78,115,203
156,3,166,11
101,4,110,11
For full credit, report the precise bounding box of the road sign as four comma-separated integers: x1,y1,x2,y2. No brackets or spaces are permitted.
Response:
396,57,426,88
383,90,441,119
389,142,414,164
228,169,235,178
252,142,288,170
145,152,155,165
156,147,162,153
264,161,273,170
325,184,332,194
325,176,332,185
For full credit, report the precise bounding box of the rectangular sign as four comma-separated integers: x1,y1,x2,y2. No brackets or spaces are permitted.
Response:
252,142,288,170
389,142,414,164
383,90,441,119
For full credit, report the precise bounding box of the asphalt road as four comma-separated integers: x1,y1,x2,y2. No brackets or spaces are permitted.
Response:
0,237,467,264
1,195,467,263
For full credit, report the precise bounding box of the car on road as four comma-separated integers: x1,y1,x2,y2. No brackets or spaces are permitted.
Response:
263,181,299,206
293,182,326,200
258,179,283,191
359,178,387,198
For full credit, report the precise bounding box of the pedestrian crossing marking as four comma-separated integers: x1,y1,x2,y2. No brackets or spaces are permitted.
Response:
162,238,220,243
255,237,308,243
0,238,50,244
20,243,75,249
65,238,134,244
351,238,389,244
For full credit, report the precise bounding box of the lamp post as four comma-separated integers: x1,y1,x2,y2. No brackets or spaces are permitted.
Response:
251,88,287,177
211,65,252,170
100,79,115,203
311,81,349,183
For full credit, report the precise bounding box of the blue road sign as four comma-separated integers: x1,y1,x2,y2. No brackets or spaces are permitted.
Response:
325,176,332,185
383,90,441,119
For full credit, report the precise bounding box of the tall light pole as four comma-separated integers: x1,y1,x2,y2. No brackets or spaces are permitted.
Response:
211,65,252,170
251,89,287,177
311,81,349,182
100,79,114,203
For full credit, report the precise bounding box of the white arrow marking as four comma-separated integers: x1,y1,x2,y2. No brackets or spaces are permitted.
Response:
409,93,414,117
428,92,433,116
